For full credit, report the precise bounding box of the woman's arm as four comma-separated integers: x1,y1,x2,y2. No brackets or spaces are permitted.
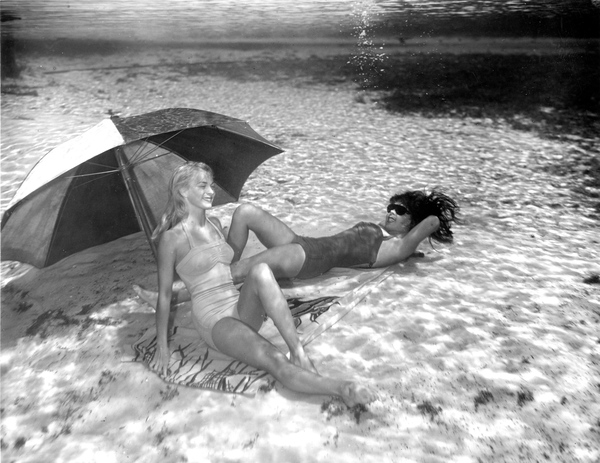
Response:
400,215,440,255
374,216,440,267
150,231,178,375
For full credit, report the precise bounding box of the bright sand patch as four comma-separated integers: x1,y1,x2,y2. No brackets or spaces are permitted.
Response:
1,42,600,462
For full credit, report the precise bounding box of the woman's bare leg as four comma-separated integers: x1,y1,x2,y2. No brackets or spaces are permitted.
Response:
236,263,316,373
230,244,305,284
212,316,377,407
228,203,299,262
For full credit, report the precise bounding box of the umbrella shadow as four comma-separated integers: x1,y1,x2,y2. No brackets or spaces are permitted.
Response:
0,232,155,350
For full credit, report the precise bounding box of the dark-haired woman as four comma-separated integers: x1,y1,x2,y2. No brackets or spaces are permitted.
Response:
225,189,459,282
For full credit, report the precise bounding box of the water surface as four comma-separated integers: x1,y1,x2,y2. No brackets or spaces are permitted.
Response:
2,0,599,42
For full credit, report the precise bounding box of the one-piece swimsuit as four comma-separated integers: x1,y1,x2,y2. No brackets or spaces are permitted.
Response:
291,222,384,279
176,220,239,349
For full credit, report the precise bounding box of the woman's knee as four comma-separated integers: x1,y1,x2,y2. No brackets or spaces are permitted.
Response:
233,203,263,224
231,260,273,286
261,346,292,379
247,262,275,286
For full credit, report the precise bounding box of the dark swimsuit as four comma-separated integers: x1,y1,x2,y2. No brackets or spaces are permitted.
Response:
291,222,384,279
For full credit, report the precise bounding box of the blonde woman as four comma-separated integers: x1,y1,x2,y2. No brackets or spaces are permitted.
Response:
149,161,376,406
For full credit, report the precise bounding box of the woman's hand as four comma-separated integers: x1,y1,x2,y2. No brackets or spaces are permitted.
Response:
150,342,171,376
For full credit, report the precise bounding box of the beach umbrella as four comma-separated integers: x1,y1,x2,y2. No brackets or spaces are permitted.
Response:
1,108,283,268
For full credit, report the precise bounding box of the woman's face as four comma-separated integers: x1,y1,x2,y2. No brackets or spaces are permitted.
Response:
182,172,215,210
382,202,412,236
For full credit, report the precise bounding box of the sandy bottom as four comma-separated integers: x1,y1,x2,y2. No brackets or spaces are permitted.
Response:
1,43,600,462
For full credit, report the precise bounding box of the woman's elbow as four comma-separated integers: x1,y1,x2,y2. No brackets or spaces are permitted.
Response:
425,215,440,232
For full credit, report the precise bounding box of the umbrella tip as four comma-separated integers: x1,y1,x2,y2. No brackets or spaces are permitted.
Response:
107,109,121,119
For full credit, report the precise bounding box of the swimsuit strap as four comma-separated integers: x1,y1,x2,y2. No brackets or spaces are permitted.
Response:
181,222,196,249
207,218,225,241
181,218,224,249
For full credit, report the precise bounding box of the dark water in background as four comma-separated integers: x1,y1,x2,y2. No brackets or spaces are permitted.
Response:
1,0,598,144
1,0,599,45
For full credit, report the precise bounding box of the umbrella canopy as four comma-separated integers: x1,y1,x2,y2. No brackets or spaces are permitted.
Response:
1,108,283,268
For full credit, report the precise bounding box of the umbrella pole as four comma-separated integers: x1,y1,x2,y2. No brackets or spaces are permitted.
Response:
115,147,158,258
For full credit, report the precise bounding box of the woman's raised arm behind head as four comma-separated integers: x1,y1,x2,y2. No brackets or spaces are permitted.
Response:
390,189,460,244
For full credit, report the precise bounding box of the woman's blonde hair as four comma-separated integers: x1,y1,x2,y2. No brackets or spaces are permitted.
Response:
151,161,214,241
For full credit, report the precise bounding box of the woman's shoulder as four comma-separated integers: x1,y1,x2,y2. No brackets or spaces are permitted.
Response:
159,224,187,247
156,224,189,265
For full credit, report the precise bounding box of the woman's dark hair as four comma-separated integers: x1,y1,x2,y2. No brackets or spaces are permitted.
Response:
389,189,459,244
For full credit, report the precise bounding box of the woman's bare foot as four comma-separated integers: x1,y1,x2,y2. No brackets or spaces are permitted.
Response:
340,382,378,408
133,285,158,309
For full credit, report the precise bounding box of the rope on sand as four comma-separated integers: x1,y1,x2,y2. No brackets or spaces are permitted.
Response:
301,266,394,346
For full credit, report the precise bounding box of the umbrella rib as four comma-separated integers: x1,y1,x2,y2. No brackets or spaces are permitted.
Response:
66,170,119,191
83,158,124,171
61,127,186,182
66,169,120,179
130,151,178,168
59,128,186,185
125,130,187,166
125,139,152,165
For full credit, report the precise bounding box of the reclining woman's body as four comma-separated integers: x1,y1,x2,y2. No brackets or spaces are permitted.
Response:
227,189,458,283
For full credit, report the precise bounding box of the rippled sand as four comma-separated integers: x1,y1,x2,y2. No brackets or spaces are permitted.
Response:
1,42,599,462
